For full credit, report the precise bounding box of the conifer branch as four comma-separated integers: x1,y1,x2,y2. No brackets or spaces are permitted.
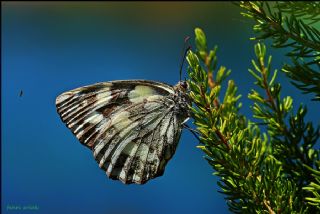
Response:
187,28,309,213
247,43,320,212
237,1,320,100
236,1,320,209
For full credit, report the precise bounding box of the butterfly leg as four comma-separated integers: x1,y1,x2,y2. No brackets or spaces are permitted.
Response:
182,123,201,142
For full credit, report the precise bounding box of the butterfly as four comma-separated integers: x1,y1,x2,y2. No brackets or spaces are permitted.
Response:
55,79,191,184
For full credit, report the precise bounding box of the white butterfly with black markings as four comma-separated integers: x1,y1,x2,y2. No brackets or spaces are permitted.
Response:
56,79,191,184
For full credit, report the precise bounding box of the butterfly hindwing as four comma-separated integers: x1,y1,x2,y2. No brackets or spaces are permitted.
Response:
94,99,182,184
56,80,184,184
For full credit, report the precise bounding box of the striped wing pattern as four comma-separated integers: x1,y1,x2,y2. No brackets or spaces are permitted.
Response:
56,80,184,184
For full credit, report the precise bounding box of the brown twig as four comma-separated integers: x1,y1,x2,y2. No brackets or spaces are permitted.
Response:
199,86,230,150
263,199,276,214
205,54,220,108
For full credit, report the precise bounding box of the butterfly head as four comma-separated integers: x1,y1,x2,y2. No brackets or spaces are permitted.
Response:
174,80,188,93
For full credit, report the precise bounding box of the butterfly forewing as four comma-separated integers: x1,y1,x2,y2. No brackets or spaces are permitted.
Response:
56,80,187,184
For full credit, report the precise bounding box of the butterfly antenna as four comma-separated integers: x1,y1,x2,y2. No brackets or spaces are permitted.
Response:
179,36,191,81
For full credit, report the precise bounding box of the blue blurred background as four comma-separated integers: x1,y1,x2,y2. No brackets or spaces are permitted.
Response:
2,2,319,214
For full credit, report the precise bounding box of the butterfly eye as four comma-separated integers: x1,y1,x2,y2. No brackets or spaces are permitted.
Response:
180,81,188,89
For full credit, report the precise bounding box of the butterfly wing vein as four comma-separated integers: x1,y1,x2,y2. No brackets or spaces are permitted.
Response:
56,80,184,184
